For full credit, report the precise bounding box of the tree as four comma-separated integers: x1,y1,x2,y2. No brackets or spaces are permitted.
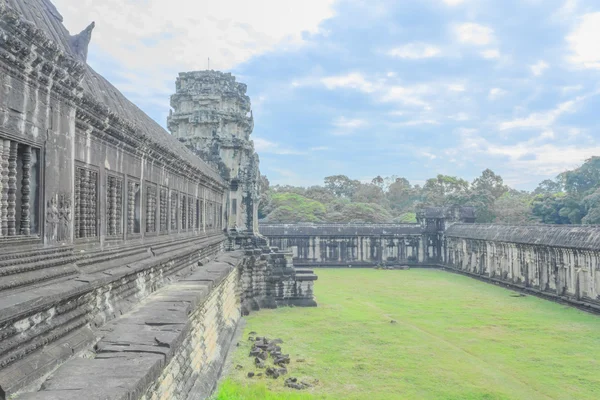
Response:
467,169,508,223
387,177,417,213
422,175,470,206
493,190,534,224
534,179,563,195
264,193,326,223
582,188,600,224
328,202,392,223
324,175,360,198
472,169,507,199
564,156,600,196
352,183,386,205
257,175,271,220
304,185,336,204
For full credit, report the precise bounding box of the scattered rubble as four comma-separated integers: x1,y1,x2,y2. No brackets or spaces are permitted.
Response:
285,377,312,390
242,333,313,390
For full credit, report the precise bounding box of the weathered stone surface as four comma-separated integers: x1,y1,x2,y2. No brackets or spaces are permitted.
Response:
168,71,260,235
0,2,319,400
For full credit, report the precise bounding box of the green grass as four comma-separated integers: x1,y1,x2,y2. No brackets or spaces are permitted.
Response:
215,269,600,400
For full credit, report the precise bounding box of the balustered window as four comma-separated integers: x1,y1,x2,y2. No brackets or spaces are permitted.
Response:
196,199,200,229
0,140,40,237
199,200,204,228
180,195,187,230
207,201,214,229
170,191,178,231
146,183,157,233
188,196,194,231
159,187,168,232
218,205,223,229
127,179,141,234
74,166,99,239
106,174,123,237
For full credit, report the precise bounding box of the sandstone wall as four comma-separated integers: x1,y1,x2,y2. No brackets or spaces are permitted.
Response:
445,224,600,311
260,224,426,267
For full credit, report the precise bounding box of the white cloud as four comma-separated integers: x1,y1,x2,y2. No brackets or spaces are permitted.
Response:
454,23,495,46
561,85,583,94
450,113,470,121
499,99,578,130
387,43,442,59
455,129,600,176
380,85,432,108
310,146,330,151
321,73,377,93
531,60,549,76
567,12,600,69
332,117,368,135
442,0,466,5
447,83,466,92
53,0,335,122
481,49,500,59
253,138,305,155
489,88,507,100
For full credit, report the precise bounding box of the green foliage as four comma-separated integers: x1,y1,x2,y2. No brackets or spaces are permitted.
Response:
492,190,535,224
259,157,600,225
329,202,392,223
393,212,418,223
264,193,326,223
218,270,600,399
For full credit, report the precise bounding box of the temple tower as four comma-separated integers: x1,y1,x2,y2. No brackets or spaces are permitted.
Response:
168,71,260,234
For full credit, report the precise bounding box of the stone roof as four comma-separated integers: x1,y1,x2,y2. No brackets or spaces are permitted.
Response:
446,224,600,251
259,223,423,237
4,0,224,185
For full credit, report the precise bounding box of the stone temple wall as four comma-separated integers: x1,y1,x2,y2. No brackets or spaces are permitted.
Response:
0,1,317,399
260,223,427,267
444,224,600,312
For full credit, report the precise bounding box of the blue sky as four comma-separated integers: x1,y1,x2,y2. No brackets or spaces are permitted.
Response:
55,0,600,190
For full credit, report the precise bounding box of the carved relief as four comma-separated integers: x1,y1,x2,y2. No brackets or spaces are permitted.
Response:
57,194,72,242
45,196,59,243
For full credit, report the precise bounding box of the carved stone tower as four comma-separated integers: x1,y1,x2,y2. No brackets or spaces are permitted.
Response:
168,71,260,234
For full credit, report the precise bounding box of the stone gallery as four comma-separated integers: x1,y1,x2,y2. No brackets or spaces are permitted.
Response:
0,0,316,399
0,0,600,399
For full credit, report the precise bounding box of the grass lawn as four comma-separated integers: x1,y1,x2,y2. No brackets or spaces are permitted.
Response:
215,269,600,400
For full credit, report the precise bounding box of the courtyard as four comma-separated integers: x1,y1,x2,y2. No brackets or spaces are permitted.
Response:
217,269,600,400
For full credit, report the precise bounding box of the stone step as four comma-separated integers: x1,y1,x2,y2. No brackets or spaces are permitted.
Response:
0,255,80,278
0,263,78,292
0,247,73,265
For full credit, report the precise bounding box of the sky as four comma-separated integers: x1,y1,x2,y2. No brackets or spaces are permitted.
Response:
54,0,600,190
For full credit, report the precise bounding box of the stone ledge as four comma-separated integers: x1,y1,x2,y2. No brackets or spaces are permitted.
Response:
0,236,227,398
13,252,244,400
